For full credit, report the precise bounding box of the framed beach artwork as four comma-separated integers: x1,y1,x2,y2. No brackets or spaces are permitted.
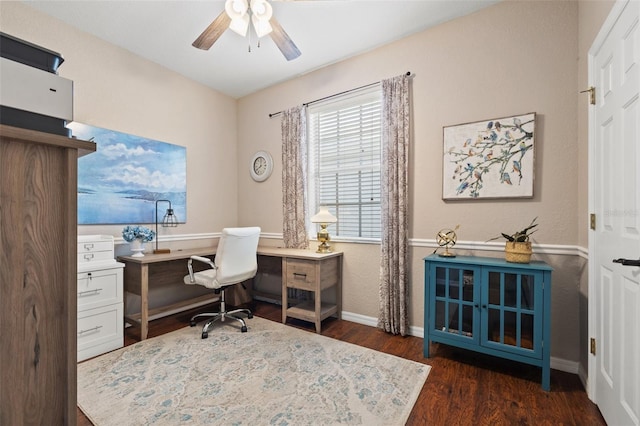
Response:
442,112,536,200
71,122,187,225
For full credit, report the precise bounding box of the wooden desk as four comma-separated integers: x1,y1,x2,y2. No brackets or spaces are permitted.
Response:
118,248,216,340
118,246,343,339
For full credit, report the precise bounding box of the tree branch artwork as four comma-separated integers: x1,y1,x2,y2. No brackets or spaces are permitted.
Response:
442,112,535,200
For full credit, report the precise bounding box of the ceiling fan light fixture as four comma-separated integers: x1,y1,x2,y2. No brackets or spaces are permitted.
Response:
192,0,299,60
229,14,250,36
250,0,271,18
250,0,262,14
225,0,248,19
251,14,273,38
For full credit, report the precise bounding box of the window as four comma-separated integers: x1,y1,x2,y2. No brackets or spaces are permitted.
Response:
307,86,382,239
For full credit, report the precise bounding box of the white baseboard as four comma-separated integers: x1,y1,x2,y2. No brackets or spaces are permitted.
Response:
341,310,378,327
551,357,579,374
578,362,590,393
342,310,579,375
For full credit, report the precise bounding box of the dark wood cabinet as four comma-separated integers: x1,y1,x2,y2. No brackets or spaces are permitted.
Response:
1,125,95,425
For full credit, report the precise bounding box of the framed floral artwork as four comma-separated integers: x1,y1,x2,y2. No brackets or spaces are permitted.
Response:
442,112,536,200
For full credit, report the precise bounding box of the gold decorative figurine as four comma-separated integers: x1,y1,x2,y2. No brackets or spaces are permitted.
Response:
436,226,459,257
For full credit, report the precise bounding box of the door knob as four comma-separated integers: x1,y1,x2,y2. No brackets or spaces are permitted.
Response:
612,258,640,267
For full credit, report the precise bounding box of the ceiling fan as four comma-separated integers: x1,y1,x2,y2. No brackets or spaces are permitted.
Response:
192,0,301,61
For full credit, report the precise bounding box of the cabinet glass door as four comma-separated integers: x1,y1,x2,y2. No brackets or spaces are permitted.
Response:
432,265,477,341
483,269,542,357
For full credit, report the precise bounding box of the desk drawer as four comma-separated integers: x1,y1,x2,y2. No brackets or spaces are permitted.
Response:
77,268,122,311
285,259,316,290
77,303,123,362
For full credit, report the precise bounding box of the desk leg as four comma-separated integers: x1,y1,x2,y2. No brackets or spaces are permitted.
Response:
314,262,321,333
281,257,287,325
336,257,342,320
140,264,149,340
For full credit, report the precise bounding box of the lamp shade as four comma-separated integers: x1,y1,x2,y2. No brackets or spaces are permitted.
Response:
251,14,273,37
229,14,250,36
311,207,337,224
163,208,178,227
250,0,273,37
226,0,250,36
250,0,272,20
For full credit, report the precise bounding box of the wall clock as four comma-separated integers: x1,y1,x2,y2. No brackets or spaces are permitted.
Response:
250,151,273,182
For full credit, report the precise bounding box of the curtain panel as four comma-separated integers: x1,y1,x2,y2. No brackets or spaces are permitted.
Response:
281,105,309,249
378,74,411,336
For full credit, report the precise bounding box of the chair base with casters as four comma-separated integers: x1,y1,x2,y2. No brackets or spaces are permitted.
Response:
190,285,253,338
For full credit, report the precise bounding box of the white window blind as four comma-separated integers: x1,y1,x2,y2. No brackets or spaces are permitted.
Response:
307,86,382,239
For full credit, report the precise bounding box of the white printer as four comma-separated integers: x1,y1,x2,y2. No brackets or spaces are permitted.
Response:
0,32,73,136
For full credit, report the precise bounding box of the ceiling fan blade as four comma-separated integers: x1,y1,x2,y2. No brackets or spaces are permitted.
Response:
269,17,301,61
192,11,231,50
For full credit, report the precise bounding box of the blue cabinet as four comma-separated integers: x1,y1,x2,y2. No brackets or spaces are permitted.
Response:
424,254,553,390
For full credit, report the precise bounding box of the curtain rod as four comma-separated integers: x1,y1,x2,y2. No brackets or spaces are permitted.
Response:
268,71,411,118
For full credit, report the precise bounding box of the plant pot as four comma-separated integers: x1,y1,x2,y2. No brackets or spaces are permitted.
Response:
130,239,146,257
505,241,532,264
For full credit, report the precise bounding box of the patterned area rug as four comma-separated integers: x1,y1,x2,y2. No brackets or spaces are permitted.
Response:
78,316,430,425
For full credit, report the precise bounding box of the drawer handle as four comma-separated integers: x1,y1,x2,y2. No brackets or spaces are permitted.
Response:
83,243,94,251
293,272,307,279
83,253,95,261
78,288,103,296
78,325,103,335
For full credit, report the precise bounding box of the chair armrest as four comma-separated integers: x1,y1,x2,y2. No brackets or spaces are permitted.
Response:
186,255,216,283
190,255,216,269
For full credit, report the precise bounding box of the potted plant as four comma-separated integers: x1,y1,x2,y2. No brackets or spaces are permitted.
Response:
122,225,155,257
488,217,538,263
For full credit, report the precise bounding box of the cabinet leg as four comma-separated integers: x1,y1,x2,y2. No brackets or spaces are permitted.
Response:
423,339,430,358
542,364,550,391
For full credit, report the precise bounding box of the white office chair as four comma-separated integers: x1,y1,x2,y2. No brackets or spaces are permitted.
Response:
184,227,260,338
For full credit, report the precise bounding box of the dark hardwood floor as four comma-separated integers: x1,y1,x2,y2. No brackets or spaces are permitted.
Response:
78,301,606,425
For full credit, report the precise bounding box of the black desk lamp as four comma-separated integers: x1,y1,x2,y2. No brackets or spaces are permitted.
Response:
154,199,178,254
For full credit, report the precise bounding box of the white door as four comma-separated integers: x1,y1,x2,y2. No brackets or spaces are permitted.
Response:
589,1,640,425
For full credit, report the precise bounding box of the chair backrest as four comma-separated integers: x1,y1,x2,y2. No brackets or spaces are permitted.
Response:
214,227,261,286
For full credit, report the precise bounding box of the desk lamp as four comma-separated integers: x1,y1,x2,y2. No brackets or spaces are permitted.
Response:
154,199,178,254
311,207,337,253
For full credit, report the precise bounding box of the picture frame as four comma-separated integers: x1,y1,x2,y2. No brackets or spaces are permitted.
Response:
71,122,187,224
442,112,536,200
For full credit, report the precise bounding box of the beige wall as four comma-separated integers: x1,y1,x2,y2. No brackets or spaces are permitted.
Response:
238,1,590,363
0,0,618,368
0,2,239,244
240,1,582,244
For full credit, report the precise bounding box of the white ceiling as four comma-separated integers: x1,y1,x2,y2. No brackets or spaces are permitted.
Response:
23,0,500,99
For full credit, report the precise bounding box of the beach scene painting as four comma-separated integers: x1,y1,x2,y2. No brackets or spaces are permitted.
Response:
71,122,186,225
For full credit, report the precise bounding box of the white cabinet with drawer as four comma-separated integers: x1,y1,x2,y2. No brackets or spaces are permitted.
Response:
77,235,125,362
78,235,117,265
